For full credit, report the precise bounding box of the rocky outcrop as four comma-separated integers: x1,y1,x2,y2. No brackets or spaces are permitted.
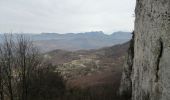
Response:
119,32,134,99
120,0,170,100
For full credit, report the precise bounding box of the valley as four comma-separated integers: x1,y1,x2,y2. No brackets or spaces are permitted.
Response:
43,42,130,99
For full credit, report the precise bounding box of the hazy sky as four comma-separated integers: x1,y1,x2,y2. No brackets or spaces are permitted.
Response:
0,0,136,34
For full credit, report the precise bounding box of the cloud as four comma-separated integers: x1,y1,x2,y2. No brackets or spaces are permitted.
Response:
0,0,136,34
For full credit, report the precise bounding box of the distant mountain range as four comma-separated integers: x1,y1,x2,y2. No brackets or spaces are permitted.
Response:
0,31,132,52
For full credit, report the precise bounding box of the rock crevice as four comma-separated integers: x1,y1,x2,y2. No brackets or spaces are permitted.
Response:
155,39,163,82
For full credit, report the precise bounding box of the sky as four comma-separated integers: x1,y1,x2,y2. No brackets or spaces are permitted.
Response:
0,0,136,34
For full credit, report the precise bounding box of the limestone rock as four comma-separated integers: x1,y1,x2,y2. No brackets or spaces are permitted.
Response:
120,0,170,100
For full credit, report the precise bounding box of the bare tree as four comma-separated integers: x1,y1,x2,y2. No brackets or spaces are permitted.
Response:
0,43,4,100
0,34,66,100
0,34,15,100
16,35,40,100
0,34,41,100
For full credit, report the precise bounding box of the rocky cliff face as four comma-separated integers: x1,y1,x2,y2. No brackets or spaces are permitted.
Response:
120,0,170,100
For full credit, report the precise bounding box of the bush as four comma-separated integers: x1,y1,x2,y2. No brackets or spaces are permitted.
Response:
28,64,66,100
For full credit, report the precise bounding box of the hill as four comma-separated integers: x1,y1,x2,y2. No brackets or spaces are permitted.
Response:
44,42,129,88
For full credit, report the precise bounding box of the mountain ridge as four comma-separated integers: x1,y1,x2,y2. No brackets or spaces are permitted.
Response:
0,31,132,52
33,31,132,52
